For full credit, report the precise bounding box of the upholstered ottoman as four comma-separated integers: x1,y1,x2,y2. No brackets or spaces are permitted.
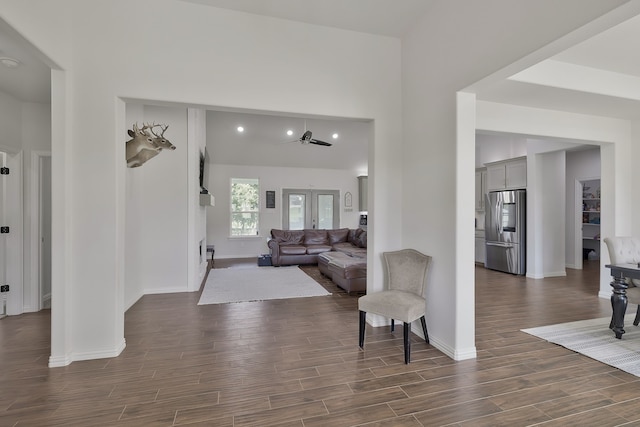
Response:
317,252,334,278
323,252,366,294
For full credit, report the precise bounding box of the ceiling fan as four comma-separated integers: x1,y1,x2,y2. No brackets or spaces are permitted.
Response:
288,120,332,146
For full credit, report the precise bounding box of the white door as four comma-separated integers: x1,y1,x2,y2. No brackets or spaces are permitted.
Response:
0,152,7,317
282,189,340,230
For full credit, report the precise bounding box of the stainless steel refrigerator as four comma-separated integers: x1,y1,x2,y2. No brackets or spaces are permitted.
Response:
484,189,526,275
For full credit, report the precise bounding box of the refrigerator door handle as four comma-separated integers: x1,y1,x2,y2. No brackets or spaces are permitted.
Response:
486,242,513,248
497,198,503,235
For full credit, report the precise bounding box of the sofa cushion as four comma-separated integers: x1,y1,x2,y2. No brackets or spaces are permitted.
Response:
348,228,364,243
306,244,332,255
280,245,307,255
304,229,328,245
351,230,367,248
333,243,366,258
271,229,304,245
328,228,349,244
356,231,367,248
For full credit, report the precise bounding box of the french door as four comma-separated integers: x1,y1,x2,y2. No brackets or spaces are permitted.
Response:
282,189,339,230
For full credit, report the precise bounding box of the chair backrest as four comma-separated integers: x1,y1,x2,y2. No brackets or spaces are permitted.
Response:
604,236,640,265
383,249,432,297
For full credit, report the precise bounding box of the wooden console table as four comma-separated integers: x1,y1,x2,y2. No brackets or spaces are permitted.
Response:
606,263,640,339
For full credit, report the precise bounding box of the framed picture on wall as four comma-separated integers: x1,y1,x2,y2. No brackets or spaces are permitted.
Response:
266,190,276,208
345,192,352,208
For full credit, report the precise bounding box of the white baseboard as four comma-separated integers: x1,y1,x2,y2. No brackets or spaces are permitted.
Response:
364,316,477,361
599,290,612,299
544,271,567,278
48,338,126,367
49,353,73,368
426,334,477,361
144,286,198,294
527,271,567,279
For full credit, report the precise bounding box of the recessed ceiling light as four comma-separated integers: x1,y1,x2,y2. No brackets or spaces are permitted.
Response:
0,57,20,68
286,130,293,136
237,126,244,133
332,133,339,139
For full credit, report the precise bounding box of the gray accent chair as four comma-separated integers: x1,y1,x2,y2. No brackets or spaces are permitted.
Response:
604,237,640,327
358,249,432,364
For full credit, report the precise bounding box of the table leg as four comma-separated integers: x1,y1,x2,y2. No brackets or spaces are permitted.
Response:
610,275,628,339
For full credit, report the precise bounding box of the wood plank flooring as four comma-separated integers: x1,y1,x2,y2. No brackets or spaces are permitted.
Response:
2,260,640,426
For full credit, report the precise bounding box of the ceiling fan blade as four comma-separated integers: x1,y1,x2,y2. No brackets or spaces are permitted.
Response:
309,139,332,146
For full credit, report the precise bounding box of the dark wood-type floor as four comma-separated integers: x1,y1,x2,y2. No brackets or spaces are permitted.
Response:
3,259,640,426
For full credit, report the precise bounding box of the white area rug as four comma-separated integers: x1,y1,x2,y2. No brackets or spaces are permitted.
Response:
522,313,640,377
198,266,331,305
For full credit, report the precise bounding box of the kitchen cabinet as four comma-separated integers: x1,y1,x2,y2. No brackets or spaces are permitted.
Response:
475,168,487,211
475,229,485,264
486,157,527,191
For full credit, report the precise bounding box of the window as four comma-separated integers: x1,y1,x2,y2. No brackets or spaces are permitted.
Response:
230,178,259,236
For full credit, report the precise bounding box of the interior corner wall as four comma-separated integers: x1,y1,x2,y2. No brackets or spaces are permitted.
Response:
0,90,21,149
124,104,189,307
187,108,208,291
475,133,527,167
124,103,144,309
540,151,566,277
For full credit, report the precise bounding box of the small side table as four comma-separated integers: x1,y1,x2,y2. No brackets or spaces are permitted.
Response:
206,245,215,267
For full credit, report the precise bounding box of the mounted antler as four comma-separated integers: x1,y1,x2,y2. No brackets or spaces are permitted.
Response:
125,122,175,168
149,124,169,139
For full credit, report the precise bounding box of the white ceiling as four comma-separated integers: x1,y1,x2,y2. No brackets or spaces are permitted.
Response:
180,0,435,38
3,2,640,164
207,110,370,171
475,13,640,121
0,19,50,104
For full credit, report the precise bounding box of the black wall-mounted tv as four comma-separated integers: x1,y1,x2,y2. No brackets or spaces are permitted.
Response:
199,149,209,194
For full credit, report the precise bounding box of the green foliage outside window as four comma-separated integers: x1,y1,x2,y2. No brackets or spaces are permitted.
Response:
231,178,259,236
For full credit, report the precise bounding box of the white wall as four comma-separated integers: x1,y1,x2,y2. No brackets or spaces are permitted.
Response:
207,164,362,258
0,0,402,364
0,90,21,149
475,133,527,167
0,89,51,314
21,101,51,312
404,0,629,360
125,104,189,309
540,151,566,277
566,148,601,268
188,108,208,290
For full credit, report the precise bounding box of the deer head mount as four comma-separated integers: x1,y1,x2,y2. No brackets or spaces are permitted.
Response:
126,122,176,168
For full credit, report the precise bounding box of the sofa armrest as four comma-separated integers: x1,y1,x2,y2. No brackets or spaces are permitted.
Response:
268,239,281,266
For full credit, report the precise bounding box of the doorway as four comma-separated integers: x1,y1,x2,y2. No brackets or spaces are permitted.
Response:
282,189,340,230
576,178,601,270
0,152,6,318
39,156,52,309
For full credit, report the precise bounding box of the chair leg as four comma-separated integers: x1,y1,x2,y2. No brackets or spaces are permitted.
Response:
420,316,429,344
634,306,640,327
359,311,366,349
403,322,411,364
390,319,395,332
